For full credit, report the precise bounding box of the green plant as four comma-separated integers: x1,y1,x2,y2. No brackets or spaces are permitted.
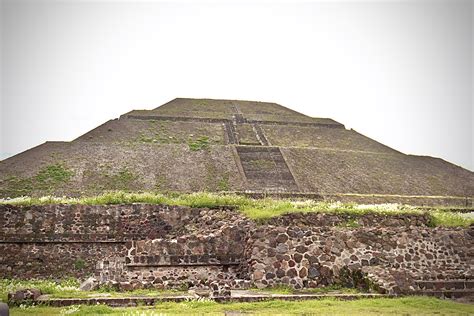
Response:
177,283,189,292
0,163,74,197
429,210,472,227
337,218,361,228
217,176,229,191
73,259,86,270
188,136,209,151
35,163,74,185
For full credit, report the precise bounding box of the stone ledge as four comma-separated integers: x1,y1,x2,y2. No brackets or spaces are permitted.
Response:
125,262,240,268
34,293,391,307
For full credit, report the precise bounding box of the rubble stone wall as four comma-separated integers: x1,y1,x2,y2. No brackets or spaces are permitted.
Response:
0,204,250,284
0,204,472,294
246,213,473,294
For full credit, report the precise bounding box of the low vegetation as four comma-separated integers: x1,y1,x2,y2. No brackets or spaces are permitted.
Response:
0,279,79,302
0,191,472,227
0,163,74,197
188,136,210,151
8,296,474,315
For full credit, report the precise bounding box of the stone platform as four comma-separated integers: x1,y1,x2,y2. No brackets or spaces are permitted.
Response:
35,291,390,307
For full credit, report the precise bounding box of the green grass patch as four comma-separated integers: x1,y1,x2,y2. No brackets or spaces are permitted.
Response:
0,163,74,197
35,163,73,186
8,296,474,315
0,191,472,227
90,167,140,192
429,210,473,227
0,278,80,302
188,136,210,151
217,176,230,191
73,259,86,271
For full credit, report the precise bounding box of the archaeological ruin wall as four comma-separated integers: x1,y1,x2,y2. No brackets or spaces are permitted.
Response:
0,204,472,296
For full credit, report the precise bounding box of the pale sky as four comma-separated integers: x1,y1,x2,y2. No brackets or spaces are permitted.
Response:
1,0,473,170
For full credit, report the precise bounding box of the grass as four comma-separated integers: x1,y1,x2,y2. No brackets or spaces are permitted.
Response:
0,278,80,302
0,191,472,227
8,296,474,315
0,163,74,197
188,136,210,151
34,163,74,186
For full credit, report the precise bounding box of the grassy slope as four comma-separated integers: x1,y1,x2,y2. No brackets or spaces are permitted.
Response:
1,191,472,227
9,297,474,315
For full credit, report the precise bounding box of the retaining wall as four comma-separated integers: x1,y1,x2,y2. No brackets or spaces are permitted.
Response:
0,204,472,294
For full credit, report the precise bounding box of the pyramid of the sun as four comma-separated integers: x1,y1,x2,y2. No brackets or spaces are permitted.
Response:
1,98,473,206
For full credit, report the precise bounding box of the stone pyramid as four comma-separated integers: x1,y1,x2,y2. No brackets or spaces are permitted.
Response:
1,98,473,206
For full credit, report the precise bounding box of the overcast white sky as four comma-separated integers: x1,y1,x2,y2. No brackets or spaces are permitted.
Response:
1,0,473,170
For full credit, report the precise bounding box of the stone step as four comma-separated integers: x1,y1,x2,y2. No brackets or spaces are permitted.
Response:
413,289,474,299
253,124,269,146
245,171,294,183
416,280,474,290
240,157,287,166
224,122,238,144
236,146,280,153
233,114,247,124
236,145,299,191
34,293,390,307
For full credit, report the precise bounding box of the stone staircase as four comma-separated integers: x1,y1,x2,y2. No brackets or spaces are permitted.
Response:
414,279,474,299
224,122,238,144
236,146,298,192
253,124,269,146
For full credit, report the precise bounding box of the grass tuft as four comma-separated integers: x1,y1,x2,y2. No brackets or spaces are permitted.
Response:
0,191,472,227
188,136,209,151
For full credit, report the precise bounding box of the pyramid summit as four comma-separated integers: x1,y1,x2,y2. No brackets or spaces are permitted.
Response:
1,97,473,206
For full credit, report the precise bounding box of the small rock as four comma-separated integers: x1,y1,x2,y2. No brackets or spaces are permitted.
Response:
276,233,289,243
119,282,133,291
79,277,99,291
276,243,289,254
287,268,297,278
308,267,320,279
0,302,8,316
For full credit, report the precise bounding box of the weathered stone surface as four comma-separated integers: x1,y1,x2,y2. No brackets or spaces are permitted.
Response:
0,302,8,316
79,277,99,291
276,233,289,243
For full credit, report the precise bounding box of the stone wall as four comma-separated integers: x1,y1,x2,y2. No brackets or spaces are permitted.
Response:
246,213,473,294
0,204,472,294
0,204,251,287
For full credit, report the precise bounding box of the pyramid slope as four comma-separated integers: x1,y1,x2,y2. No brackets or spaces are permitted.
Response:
1,98,473,206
